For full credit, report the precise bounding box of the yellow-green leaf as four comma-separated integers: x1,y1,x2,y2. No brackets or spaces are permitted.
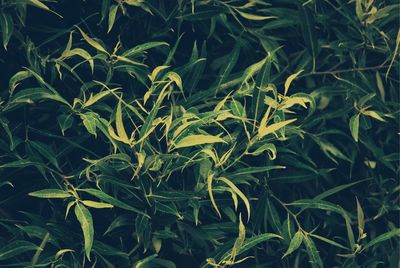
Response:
283,230,303,258
218,177,251,222
81,200,114,209
207,173,221,219
231,214,246,262
116,99,130,143
349,114,360,142
74,203,94,261
284,70,303,96
258,118,297,139
29,189,71,199
84,88,119,108
107,5,118,33
175,134,226,149
356,197,365,241
55,249,75,259
29,0,50,10
362,110,386,122
236,10,277,21
76,26,107,54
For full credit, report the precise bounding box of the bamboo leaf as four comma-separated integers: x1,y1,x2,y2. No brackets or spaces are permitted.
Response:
356,197,365,241
0,12,13,50
108,5,118,33
283,230,303,258
81,200,114,209
208,173,221,219
231,214,246,261
236,10,276,21
78,188,150,218
303,235,323,268
258,119,297,139
362,229,400,251
218,177,251,222
115,98,130,144
76,26,108,54
29,189,71,199
349,114,360,142
0,241,38,261
175,134,226,149
284,70,303,96
74,203,94,260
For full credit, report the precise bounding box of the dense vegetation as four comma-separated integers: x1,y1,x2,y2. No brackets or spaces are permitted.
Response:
0,0,399,267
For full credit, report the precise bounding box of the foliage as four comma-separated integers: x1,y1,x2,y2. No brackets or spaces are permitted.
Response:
0,0,399,267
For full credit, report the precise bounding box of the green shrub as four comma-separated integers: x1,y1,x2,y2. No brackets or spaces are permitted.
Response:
0,0,398,267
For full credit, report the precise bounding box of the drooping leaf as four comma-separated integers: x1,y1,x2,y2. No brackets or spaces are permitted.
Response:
74,203,94,260
349,114,360,142
107,5,118,33
284,70,303,96
0,12,13,50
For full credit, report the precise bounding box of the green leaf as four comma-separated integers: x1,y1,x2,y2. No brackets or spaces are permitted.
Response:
74,203,94,261
80,112,98,137
309,233,348,250
29,141,61,171
55,249,75,259
76,26,108,54
300,7,318,71
7,87,70,108
241,57,267,85
123,41,169,57
57,113,74,135
115,98,130,144
226,165,285,176
355,0,364,22
81,200,114,209
247,143,277,159
138,84,169,141
362,229,400,251
0,159,33,169
236,10,276,21
230,99,245,117
231,214,246,261
8,70,31,95
218,177,251,222
349,114,360,142
356,197,365,241
0,241,38,261
83,88,119,108
219,233,282,262
208,173,221,219
284,70,303,96
362,110,386,122
29,189,71,199
215,41,240,91
29,0,50,11
258,119,297,139
107,5,118,33
175,134,226,149
166,71,183,92
303,235,323,268
283,230,303,258
78,188,150,218
63,48,94,73
0,12,13,50
313,179,369,201
288,199,355,250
